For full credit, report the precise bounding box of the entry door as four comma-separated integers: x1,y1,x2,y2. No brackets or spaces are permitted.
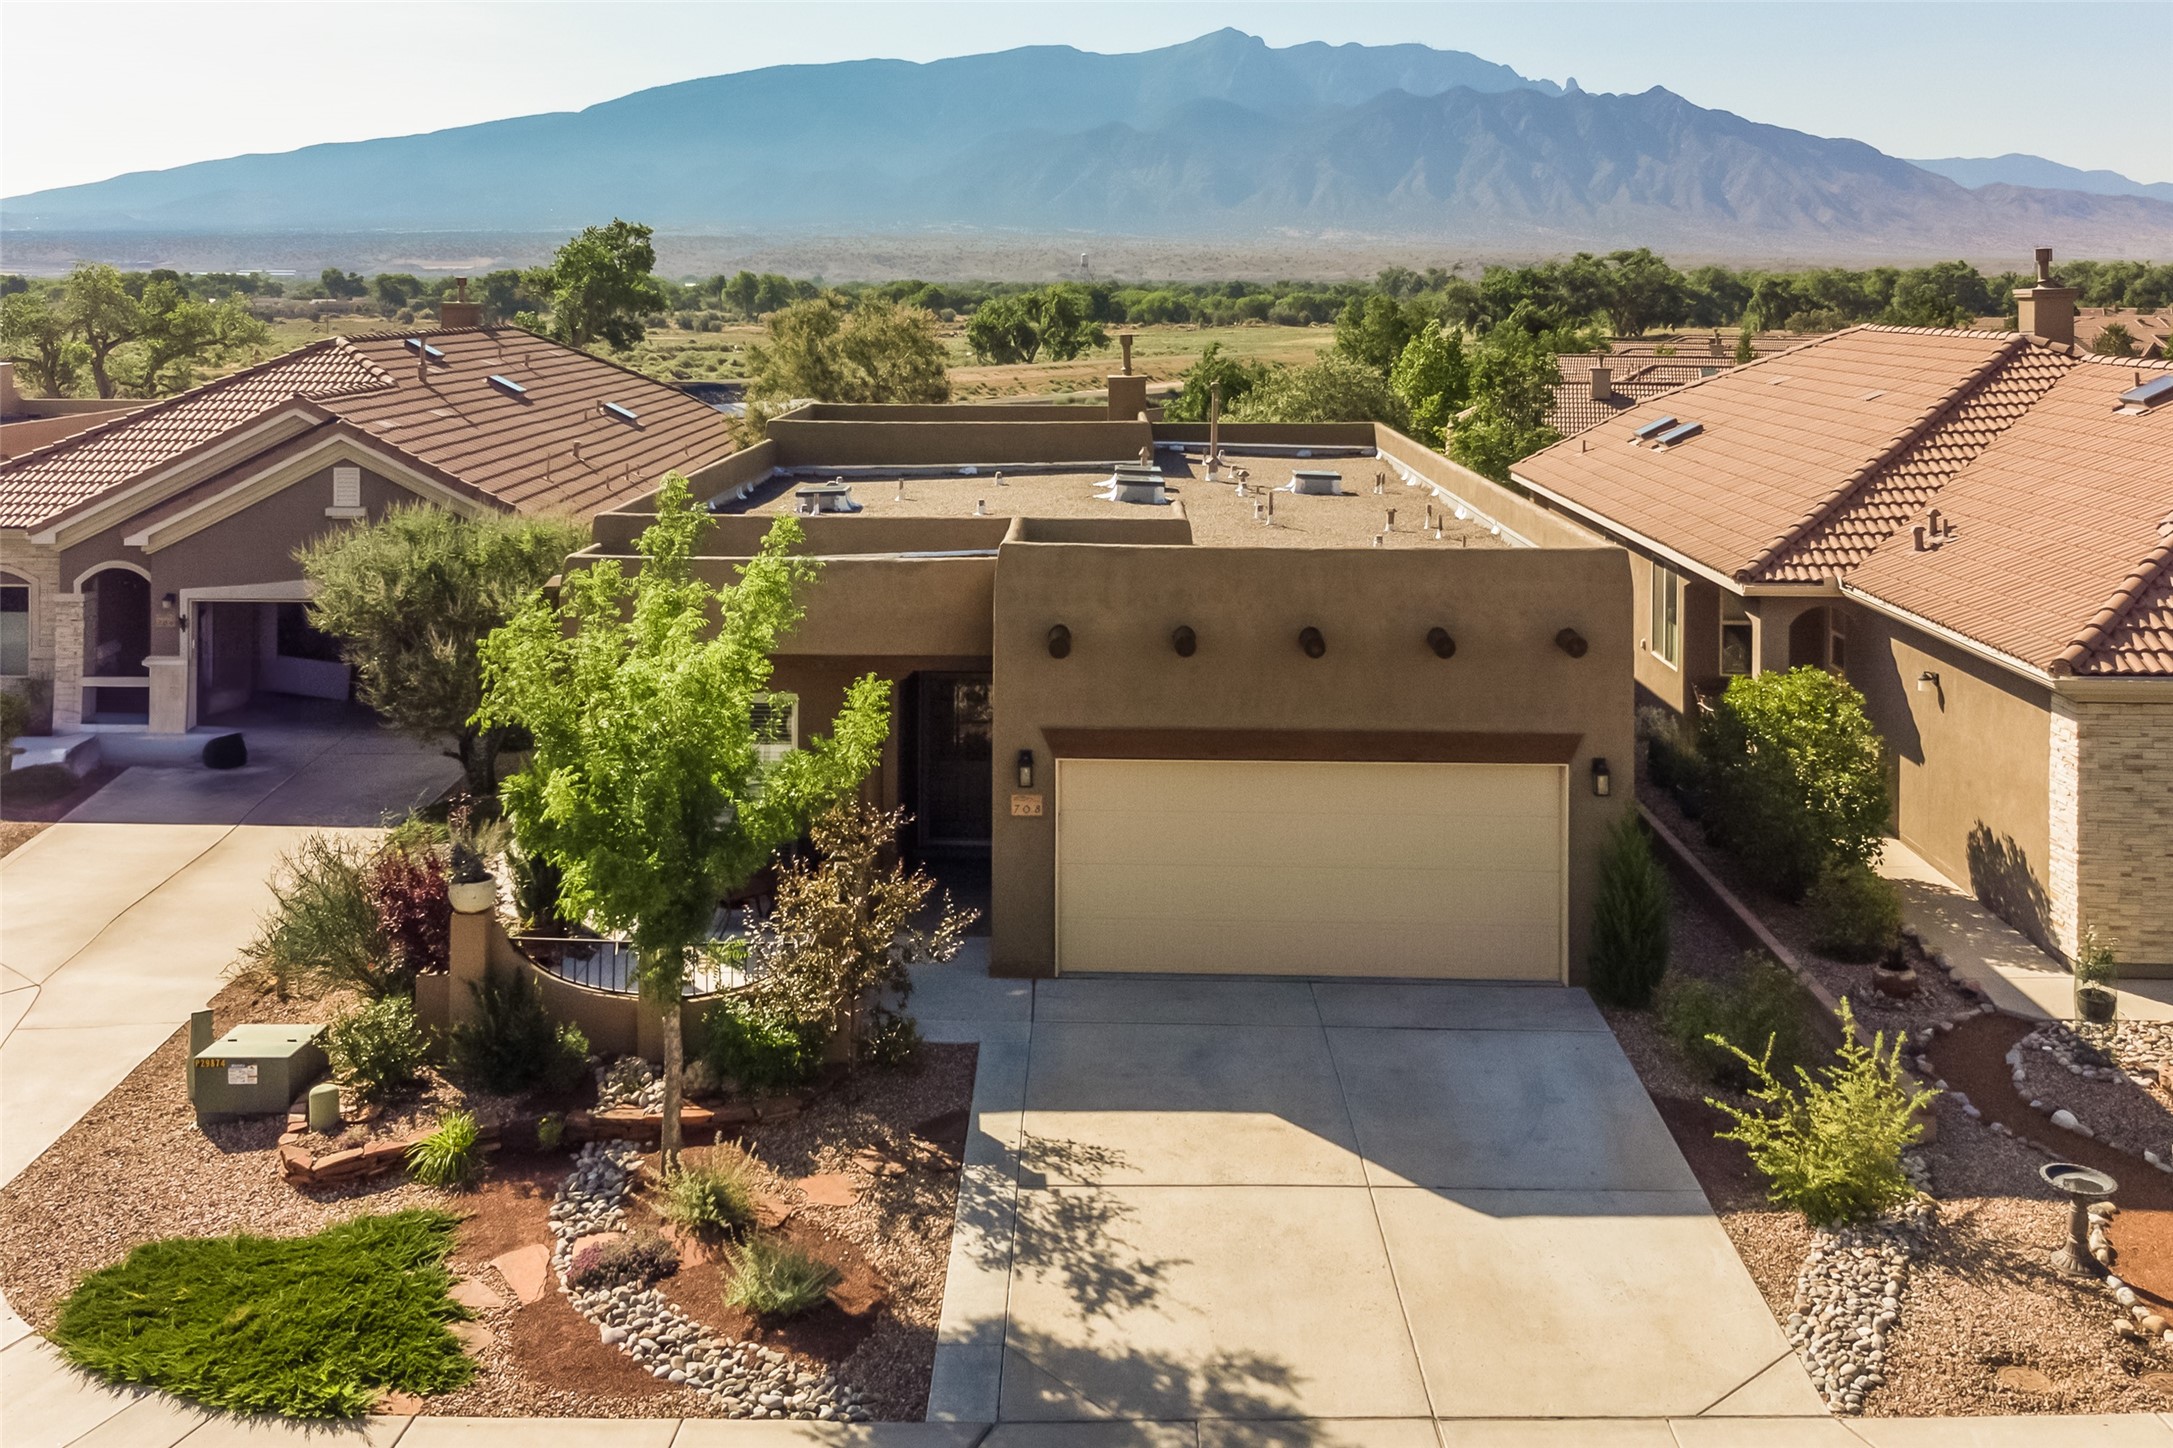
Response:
1055,758,1565,979
915,672,992,850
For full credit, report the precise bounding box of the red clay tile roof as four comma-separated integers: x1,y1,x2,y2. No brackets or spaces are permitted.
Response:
1514,326,2034,583
0,327,739,530
1550,358,1721,438
1845,355,2173,677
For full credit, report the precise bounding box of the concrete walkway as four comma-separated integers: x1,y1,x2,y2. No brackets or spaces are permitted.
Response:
1877,838,2173,1024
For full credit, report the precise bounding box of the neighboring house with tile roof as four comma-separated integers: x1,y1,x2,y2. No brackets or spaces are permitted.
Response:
1507,261,2173,972
0,326,739,736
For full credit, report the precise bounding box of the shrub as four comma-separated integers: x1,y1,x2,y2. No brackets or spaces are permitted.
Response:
702,995,825,1097
1659,953,1817,1087
1806,860,1902,962
1698,668,1890,899
407,1110,482,1189
1708,998,1936,1225
506,840,565,930
567,1229,678,1290
1637,705,1705,811
239,833,387,998
535,1112,566,1152
1589,814,1670,1007
659,1156,756,1232
451,964,590,1094
322,996,429,1103
0,686,33,759
721,1234,838,1317
365,845,450,982
865,1007,922,1069
50,1209,472,1418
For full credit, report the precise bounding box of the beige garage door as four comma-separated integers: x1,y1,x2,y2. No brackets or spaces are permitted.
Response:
1056,758,1565,979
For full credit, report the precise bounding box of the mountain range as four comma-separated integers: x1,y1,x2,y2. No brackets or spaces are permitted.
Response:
4,30,2169,261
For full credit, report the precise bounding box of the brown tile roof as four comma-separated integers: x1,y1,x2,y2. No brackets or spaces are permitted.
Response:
1550,358,1720,439
1845,355,2173,677
1514,325,2034,583
0,346,388,529
0,327,739,531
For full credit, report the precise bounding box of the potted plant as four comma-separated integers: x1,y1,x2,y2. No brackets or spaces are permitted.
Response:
446,804,506,915
2074,927,2119,1028
1873,943,1918,999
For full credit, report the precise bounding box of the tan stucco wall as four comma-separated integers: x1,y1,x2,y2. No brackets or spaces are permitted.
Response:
768,418,1153,470
1374,429,1612,551
985,543,1636,980
1846,606,2057,950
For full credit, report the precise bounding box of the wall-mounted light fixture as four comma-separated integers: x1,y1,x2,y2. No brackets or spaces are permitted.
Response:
1555,627,1589,658
1427,627,1457,659
1298,626,1326,659
159,592,178,615
1917,670,1939,694
1171,625,1197,658
1591,757,1612,797
1047,624,1072,659
1016,750,1035,790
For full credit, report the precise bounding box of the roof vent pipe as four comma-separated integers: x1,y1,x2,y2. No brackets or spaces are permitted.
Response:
1912,525,1929,552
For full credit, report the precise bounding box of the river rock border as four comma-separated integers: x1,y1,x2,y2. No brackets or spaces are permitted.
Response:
1787,1202,1932,1414
548,1140,870,1421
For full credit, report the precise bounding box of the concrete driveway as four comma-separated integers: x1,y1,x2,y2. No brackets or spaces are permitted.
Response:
918,963,1823,1427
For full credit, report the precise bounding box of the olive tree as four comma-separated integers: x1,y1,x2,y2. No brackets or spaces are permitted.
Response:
476,474,889,1165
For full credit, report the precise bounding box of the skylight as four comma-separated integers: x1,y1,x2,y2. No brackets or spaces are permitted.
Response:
2117,374,2173,411
601,401,639,424
1653,421,1705,447
404,338,446,361
1631,415,1678,442
488,374,527,397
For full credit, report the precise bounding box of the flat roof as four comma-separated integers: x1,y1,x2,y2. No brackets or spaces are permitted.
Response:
721,455,1514,551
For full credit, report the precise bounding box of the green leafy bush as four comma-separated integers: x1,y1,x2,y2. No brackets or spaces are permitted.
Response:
1659,953,1817,1087
1806,860,1903,962
535,1112,566,1152
1637,705,1705,812
407,1110,482,1189
722,1234,839,1317
865,1007,922,1068
238,833,388,998
1589,814,1671,1007
1708,998,1935,1225
451,964,590,1094
702,995,824,1097
1698,668,1891,899
51,1210,472,1418
659,1155,756,1232
321,996,429,1103
567,1229,678,1290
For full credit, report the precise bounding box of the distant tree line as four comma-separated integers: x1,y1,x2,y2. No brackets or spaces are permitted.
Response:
1,264,271,398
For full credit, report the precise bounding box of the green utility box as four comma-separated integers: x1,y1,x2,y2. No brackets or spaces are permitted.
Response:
192,1024,327,1120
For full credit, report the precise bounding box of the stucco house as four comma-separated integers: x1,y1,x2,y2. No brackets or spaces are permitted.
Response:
1510,252,2173,974
0,325,739,738
577,401,1634,983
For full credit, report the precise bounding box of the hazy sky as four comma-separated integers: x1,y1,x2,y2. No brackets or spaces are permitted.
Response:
3,0,2168,199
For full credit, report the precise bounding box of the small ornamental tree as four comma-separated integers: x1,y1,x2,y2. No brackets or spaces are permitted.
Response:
741,801,977,1068
1589,813,1670,1007
1698,667,1891,900
476,474,888,1166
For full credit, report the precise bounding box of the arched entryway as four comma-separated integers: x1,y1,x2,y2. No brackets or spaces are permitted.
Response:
79,566,153,723
1788,605,1848,674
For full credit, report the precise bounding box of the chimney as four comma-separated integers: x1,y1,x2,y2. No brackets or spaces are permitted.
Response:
2013,247,2077,347
1590,365,1614,403
438,276,484,329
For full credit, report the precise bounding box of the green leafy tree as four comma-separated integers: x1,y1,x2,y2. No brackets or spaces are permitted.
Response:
319,267,368,300
745,296,948,405
1446,328,1560,481
1746,275,1805,333
1388,323,1472,445
536,219,667,350
370,273,423,315
1734,324,1757,366
1,290,85,395
964,295,1040,364
1590,814,1670,1007
123,281,270,396
1601,248,1692,338
1334,293,1427,374
1026,284,1108,362
1698,667,1891,900
1159,341,1273,422
1230,352,1409,427
2092,322,2139,357
475,475,890,1165
61,263,140,399
299,506,585,794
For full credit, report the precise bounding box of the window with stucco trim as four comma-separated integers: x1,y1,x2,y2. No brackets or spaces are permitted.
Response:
750,693,798,768
1649,559,1682,669
0,573,27,677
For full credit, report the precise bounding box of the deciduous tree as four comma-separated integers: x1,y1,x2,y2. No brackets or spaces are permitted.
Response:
1389,323,1472,445
536,219,667,350
1446,328,1561,482
476,475,890,1165
61,263,139,399
299,506,585,794
1,290,84,396
746,297,948,405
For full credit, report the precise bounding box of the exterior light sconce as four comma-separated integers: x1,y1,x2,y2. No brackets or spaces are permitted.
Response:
1917,670,1939,693
1171,625,1197,657
159,592,178,614
1047,624,1072,659
1555,627,1589,658
1016,750,1035,789
1592,758,1612,797
1299,626,1327,659
1427,627,1457,659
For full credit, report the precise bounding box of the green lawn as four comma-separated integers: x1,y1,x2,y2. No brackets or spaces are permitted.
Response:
51,1210,474,1419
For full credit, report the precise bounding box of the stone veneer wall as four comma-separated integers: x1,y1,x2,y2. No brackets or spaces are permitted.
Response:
2047,703,2082,961
0,538,62,721
2069,700,2173,972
